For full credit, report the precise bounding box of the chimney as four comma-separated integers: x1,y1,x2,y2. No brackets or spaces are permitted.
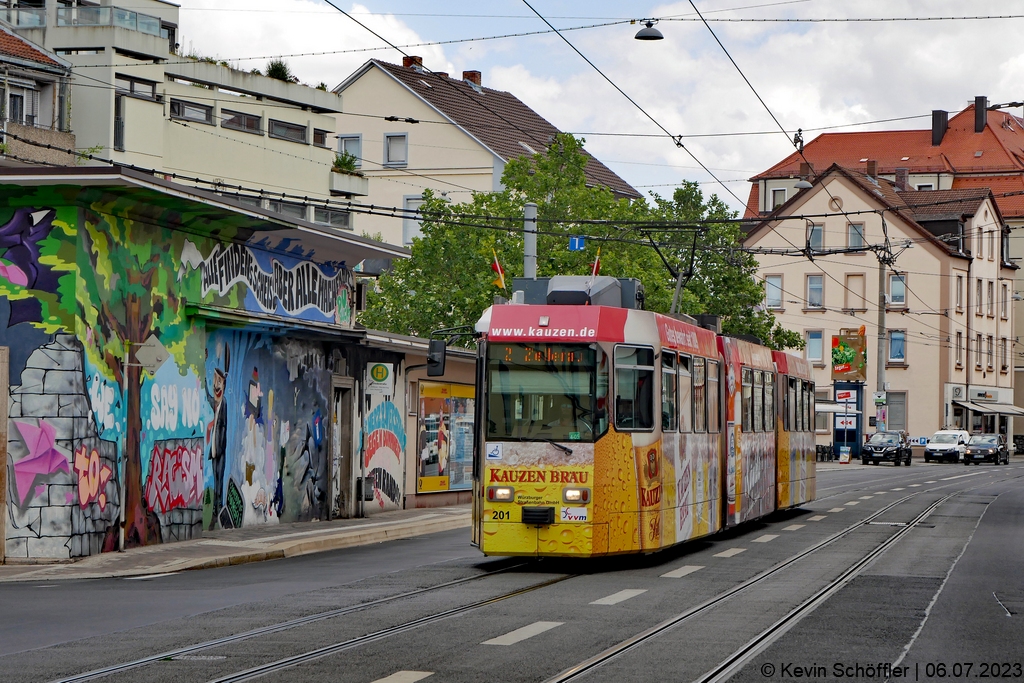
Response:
402,56,423,69
463,70,482,86
931,109,948,146
895,168,909,191
799,162,812,178
435,72,448,79
975,95,987,133
866,160,877,178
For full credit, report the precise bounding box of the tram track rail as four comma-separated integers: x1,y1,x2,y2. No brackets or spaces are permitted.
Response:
49,560,536,683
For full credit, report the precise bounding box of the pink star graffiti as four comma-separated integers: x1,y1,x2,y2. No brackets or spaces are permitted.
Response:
12,420,70,506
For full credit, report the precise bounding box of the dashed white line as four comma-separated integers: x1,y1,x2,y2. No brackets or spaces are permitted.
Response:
925,481,937,484
874,491,887,495
123,573,180,581
807,515,827,521
591,589,647,605
909,484,922,487
844,501,860,505
661,565,704,578
752,534,779,543
714,547,747,558
483,621,563,645
941,472,984,481
859,495,874,500
828,507,845,513
783,524,805,531
892,488,906,491
370,673,433,683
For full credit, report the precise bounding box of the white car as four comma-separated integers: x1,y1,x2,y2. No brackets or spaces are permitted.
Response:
923,430,970,463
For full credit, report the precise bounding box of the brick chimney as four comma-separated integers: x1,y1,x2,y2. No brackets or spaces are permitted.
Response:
866,160,877,178
435,72,448,79
975,95,987,133
799,162,812,178
402,56,423,68
931,110,948,146
463,70,482,86
895,168,909,191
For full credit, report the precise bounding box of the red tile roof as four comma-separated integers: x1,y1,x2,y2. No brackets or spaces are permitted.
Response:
372,60,641,199
951,175,1024,218
744,183,759,218
0,25,62,68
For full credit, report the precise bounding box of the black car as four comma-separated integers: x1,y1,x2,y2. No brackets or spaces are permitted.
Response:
964,434,1009,465
861,431,912,466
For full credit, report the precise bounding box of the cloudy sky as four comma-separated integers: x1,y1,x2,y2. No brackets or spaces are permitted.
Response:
173,0,1024,213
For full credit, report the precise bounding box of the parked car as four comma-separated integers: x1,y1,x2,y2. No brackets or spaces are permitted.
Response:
923,430,969,463
862,431,912,466
964,434,1009,465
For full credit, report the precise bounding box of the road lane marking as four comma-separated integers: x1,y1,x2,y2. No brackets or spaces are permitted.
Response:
662,565,704,578
925,481,937,484
892,488,906,491
941,472,984,481
859,496,874,499
844,501,860,505
123,573,180,580
874,491,887,495
714,547,746,558
783,524,805,531
827,507,845,512
807,515,827,521
591,589,647,605
752,534,778,543
909,484,921,487
370,672,433,683
483,621,563,645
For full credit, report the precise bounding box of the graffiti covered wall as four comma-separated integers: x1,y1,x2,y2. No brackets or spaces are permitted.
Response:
2,190,359,559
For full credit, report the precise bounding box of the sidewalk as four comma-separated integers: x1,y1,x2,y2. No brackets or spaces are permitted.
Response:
0,505,471,583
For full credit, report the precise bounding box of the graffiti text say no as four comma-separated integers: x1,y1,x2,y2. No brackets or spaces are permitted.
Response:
150,383,203,431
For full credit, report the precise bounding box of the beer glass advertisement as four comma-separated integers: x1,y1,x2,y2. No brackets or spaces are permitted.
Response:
831,326,868,381
417,382,475,493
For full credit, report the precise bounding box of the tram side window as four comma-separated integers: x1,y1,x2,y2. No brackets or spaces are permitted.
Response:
615,346,655,430
764,373,775,430
803,381,812,432
741,367,753,431
787,378,798,432
753,370,764,432
679,355,692,432
707,360,720,432
795,380,804,432
693,357,707,432
662,352,678,432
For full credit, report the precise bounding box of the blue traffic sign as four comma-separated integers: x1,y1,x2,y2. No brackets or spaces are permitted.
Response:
569,236,585,251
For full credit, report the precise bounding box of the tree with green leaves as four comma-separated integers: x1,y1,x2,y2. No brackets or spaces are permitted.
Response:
361,134,801,350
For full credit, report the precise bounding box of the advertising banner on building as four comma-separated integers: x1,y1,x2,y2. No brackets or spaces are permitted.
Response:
832,327,868,382
417,382,475,493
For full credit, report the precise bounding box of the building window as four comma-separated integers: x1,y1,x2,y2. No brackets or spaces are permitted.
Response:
956,331,963,367
987,280,995,316
887,392,907,431
888,330,906,363
845,273,865,310
806,274,823,308
764,275,783,309
814,389,830,432
221,109,262,134
614,345,655,431
269,119,307,143
889,274,906,306
338,135,361,165
807,223,823,251
113,94,125,151
916,183,934,191
976,279,983,316
988,230,995,260
1001,337,1009,371
268,200,306,220
806,330,823,363
403,196,425,246
169,98,213,124
976,333,983,368
848,223,865,249
313,207,351,231
771,188,786,209
976,228,984,259
313,129,330,147
987,335,994,369
114,73,157,100
8,93,24,124
385,133,408,166
1002,283,1009,319
956,275,964,311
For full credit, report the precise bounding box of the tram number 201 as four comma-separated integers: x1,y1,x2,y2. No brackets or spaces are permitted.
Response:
491,510,511,520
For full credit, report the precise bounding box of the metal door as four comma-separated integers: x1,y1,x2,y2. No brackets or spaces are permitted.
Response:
330,378,355,519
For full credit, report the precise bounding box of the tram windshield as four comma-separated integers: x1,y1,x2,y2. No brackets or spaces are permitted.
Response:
487,343,608,442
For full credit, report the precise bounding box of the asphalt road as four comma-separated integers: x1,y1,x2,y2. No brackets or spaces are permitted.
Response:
2,460,1022,683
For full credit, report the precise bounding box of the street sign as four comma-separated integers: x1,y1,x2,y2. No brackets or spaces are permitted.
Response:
568,236,585,251
134,335,169,374
365,362,394,396
835,415,856,429
873,391,887,405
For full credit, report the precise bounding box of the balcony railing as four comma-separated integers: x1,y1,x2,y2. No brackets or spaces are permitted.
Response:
56,6,163,37
0,7,45,27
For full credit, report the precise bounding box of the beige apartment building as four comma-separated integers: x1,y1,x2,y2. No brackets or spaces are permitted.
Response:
5,0,362,231
333,56,639,246
745,165,1019,452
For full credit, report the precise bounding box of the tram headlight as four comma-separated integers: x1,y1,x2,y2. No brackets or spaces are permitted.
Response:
562,488,590,504
487,486,515,502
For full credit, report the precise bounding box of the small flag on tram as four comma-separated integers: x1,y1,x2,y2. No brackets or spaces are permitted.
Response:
491,248,506,289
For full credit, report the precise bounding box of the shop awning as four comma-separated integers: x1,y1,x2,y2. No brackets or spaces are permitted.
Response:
815,401,861,414
954,399,1024,416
